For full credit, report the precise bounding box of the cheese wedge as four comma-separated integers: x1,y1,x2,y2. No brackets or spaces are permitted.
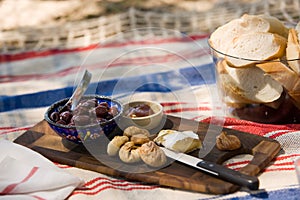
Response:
154,130,201,153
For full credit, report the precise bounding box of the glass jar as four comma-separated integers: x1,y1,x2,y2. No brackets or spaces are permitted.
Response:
209,40,300,124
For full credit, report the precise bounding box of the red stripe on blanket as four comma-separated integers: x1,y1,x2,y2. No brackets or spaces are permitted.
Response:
30,195,46,200
201,117,300,136
83,177,158,188
0,127,15,130
0,34,209,62
275,154,300,161
0,65,79,83
54,162,73,169
228,161,295,170
272,161,295,167
85,180,157,190
263,167,295,172
72,185,158,196
164,106,211,114
223,154,298,173
269,131,292,139
84,177,131,186
0,166,39,194
160,102,187,106
71,176,159,195
225,160,250,168
228,166,295,172
0,48,209,83
104,48,209,66
161,102,210,107
0,126,31,135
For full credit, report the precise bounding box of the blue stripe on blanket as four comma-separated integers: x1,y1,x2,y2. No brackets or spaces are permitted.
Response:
0,63,215,112
201,185,300,200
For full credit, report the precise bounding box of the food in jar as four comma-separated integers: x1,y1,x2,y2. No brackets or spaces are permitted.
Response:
209,14,300,123
217,60,283,104
209,14,288,56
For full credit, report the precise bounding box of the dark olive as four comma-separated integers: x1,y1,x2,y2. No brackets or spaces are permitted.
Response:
81,99,98,108
60,111,73,123
56,119,67,125
50,112,60,122
72,115,91,126
73,106,89,115
97,118,108,123
109,106,119,116
51,98,119,126
95,105,108,117
99,102,109,108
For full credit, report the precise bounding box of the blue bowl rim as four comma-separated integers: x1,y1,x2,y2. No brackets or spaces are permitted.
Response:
44,95,124,129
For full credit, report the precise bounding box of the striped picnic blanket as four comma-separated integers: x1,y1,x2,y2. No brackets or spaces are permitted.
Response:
1,33,300,200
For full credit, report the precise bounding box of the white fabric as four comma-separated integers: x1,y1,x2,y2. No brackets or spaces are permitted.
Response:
0,140,84,200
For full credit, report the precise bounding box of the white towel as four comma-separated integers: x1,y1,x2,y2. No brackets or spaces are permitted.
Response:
0,140,84,200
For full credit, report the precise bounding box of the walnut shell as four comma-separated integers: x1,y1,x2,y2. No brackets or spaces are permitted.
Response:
131,134,150,145
107,136,129,156
139,141,167,167
118,141,141,163
123,126,150,138
216,131,241,151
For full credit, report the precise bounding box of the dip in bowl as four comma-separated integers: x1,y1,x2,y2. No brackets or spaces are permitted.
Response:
120,100,164,132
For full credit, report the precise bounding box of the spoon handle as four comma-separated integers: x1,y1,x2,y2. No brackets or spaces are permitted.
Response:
59,70,92,113
69,70,92,110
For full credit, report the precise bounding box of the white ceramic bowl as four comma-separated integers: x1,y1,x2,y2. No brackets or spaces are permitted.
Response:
120,100,164,131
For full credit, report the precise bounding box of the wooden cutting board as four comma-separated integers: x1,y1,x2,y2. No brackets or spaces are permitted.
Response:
14,115,281,194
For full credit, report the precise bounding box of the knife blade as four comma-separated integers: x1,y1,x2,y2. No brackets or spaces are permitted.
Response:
160,147,259,190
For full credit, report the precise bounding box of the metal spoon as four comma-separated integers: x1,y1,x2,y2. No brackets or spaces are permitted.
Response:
59,70,92,112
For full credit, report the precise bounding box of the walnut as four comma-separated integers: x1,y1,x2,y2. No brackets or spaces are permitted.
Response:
107,136,129,156
123,126,150,138
118,141,141,163
139,141,167,167
131,134,150,145
216,131,241,151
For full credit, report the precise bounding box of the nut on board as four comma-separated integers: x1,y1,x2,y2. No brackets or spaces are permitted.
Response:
216,131,241,151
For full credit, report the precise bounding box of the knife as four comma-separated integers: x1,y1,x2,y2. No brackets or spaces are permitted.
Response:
160,147,259,190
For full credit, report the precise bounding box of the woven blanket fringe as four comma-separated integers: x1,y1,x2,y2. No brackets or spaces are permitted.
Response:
0,0,299,54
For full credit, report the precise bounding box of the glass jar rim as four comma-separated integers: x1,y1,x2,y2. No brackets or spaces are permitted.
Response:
207,40,300,63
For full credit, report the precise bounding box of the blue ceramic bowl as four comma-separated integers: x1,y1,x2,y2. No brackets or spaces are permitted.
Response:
44,95,123,144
